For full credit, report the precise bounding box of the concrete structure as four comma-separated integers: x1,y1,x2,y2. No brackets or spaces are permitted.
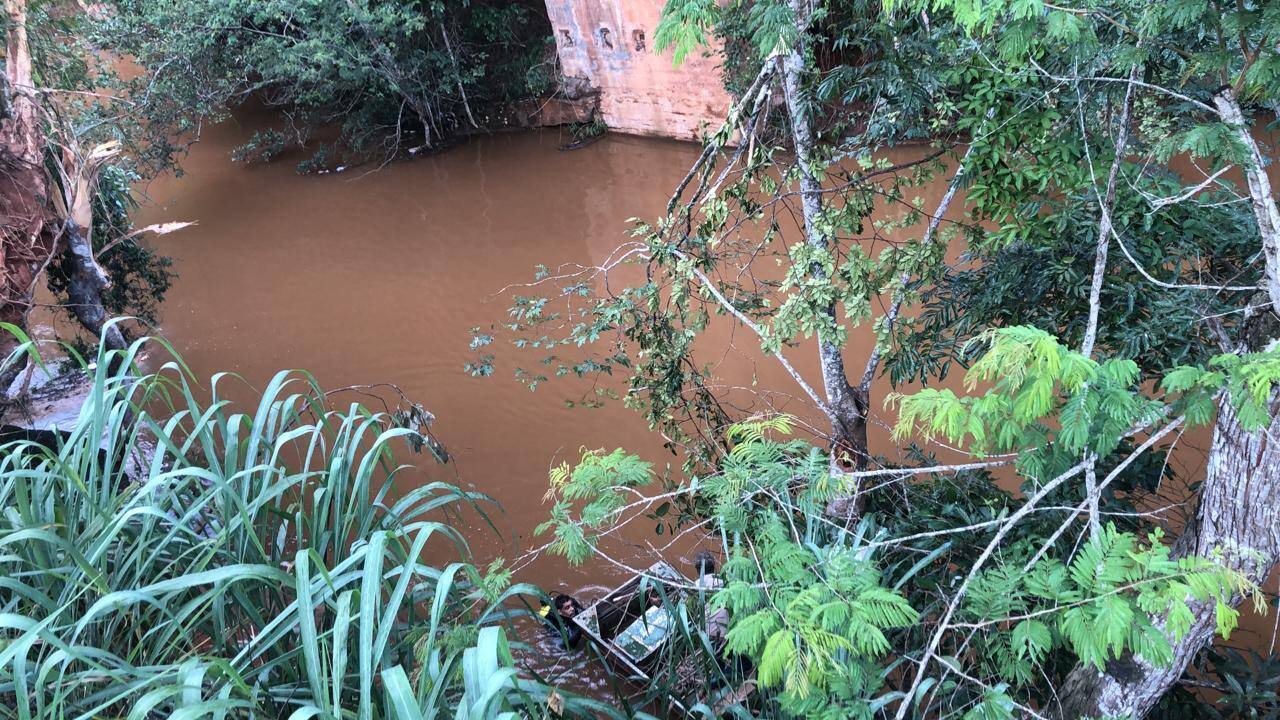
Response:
543,0,732,141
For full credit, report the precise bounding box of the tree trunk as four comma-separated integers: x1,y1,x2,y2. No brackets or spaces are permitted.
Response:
1055,396,1280,719
0,0,54,390
1056,87,1280,718
778,0,869,482
62,220,126,355
1214,87,1280,314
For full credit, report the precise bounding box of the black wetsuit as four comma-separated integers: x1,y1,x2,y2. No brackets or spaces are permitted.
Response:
542,600,584,650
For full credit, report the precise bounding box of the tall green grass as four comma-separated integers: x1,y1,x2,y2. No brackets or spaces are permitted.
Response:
0,330,606,719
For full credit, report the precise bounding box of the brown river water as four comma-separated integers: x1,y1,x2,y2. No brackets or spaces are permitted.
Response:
49,114,1270,690
121,118,937,579
129,123,696,583
106,118,942,689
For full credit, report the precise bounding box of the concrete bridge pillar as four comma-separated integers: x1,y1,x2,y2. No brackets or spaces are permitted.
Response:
541,0,731,141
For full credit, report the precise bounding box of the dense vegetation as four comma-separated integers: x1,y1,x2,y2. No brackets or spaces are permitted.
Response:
99,0,557,168
491,0,1280,717
0,330,614,718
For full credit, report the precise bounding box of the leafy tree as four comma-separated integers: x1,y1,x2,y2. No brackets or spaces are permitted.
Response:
537,413,1249,718
483,0,963,493
493,0,1280,715
97,0,556,169
877,1,1280,715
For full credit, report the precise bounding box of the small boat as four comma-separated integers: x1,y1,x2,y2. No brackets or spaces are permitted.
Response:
571,561,755,714
571,561,689,680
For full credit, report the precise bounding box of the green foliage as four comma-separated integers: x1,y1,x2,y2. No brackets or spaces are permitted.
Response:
491,123,952,473
522,0,1280,714
962,688,1016,720
870,0,1280,388
894,325,1280,531
897,324,1280,466
893,326,1158,479
1154,647,1280,719
1163,350,1280,431
567,119,607,143
16,1,185,174
887,180,1259,385
965,525,1252,683
0,334,602,718
541,418,920,717
98,0,555,167
719,530,917,708
885,323,1280,708
819,1,964,141
535,448,653,564
654,0,722,64
537,414,1258,717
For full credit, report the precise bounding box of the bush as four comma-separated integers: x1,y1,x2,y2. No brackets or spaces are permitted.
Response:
98,0,556,168
0,332,602,718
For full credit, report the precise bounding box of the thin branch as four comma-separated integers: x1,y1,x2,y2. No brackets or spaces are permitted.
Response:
665,60,776,217
1081,59,1140,359
1111,224,1259,292
674,249,833,419
1150,166,1233,210
892,459,1091,720
859,146,972,394
1021,416,1188,573
1078,61,1140,537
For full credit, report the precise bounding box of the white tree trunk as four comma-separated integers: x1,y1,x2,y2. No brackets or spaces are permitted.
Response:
778,0,868,484
1214,87,1280,314
1056,81,1280,720
1056,398,1280,718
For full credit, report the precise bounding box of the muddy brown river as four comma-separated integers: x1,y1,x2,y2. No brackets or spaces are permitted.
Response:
125,119,929,586
107,120,917,688
83,116,1268,689
128,123,696,580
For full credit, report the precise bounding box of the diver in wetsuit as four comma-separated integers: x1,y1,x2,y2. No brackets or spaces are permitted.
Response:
540,594,584,650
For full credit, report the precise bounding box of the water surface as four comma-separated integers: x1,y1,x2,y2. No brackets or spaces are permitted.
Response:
119,118,1263,686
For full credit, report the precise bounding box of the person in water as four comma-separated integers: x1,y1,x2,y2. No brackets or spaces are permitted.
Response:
693,551,729,645
539,593,584,650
